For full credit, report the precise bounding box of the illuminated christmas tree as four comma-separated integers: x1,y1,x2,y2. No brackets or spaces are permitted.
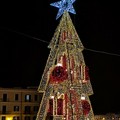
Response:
36,0,95,119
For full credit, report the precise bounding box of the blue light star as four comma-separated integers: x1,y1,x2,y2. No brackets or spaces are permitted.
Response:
50,0,76,20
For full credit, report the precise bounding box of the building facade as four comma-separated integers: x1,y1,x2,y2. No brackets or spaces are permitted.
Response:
0,87,42,120
0,87,119,120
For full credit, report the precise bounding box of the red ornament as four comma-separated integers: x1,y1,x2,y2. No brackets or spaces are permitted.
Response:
81,100,90,115
50,66,67,84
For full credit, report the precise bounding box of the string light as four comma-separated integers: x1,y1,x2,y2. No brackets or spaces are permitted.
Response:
1,26,120,57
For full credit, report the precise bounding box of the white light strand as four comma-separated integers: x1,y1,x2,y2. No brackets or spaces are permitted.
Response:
1,27,120,57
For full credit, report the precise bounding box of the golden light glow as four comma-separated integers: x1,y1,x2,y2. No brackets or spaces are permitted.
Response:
7,117,13,120
81,94,86,100
50,95,54,99
57,63,62,66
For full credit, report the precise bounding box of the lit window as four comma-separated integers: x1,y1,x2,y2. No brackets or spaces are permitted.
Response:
25,94,31,102
13,116,20,120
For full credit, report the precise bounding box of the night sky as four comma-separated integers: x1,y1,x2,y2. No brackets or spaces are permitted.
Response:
0,0,120,115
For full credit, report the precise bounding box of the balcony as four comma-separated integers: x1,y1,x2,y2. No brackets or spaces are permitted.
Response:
0,111,12,114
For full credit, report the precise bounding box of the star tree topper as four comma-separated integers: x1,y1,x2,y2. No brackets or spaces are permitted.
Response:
50,0,76,20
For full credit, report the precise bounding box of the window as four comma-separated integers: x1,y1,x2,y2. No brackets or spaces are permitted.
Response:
13,116,20,120
25,94,31,102
2,116,6,120
3,94,7,102
14,106,19,111
2,106,6,114
33,106,39,112
25,116,30,120
33,116,36,120
25,106,31,114
15,94,19,101
34,95,38,101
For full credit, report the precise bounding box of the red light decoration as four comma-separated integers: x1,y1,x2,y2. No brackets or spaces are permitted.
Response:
62,54,67,69
48,99,53,115
57,99,63,115
85,66,90,81
81,100,91,115
50,66,68,84
62,31,67,41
